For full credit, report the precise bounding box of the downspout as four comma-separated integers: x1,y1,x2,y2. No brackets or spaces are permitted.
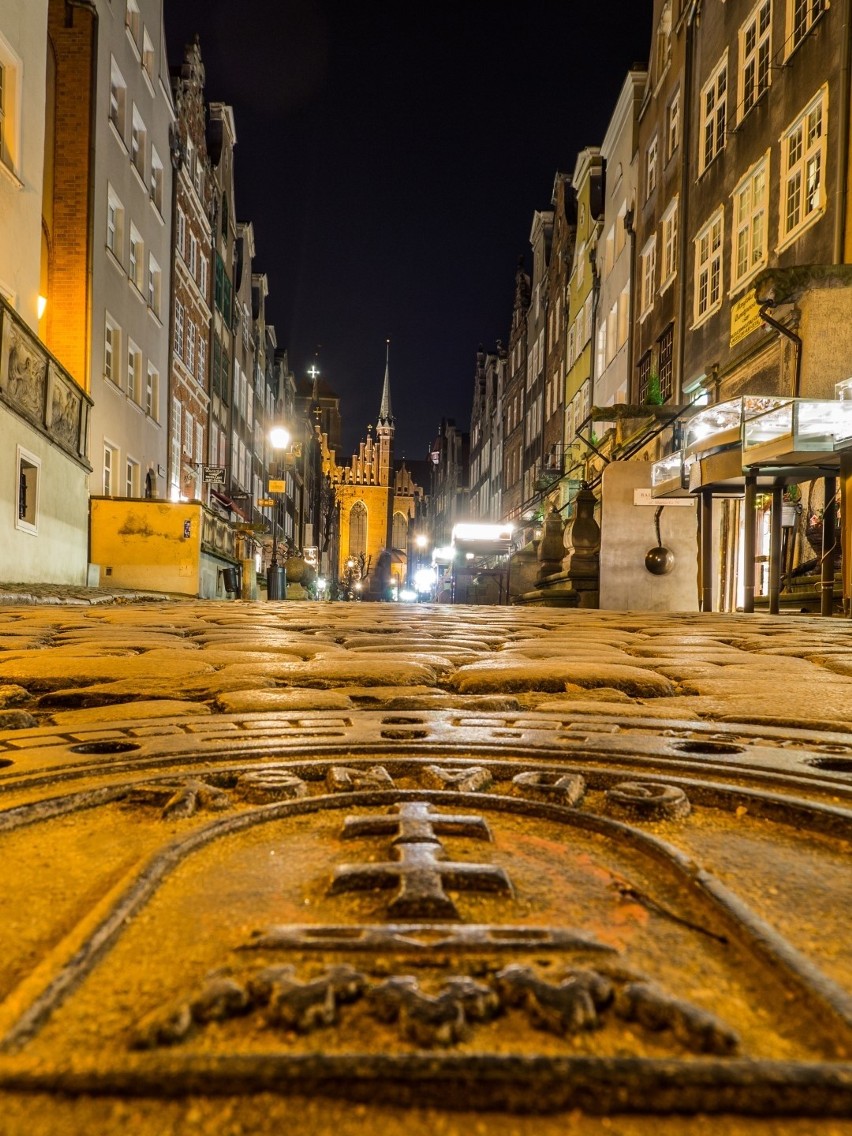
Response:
758,302,802,397
675,0,698,402
832,0,852,263
166,127,183,502
625,207,637,402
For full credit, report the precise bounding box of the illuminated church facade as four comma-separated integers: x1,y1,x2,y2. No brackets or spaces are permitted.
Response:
327,350,426,591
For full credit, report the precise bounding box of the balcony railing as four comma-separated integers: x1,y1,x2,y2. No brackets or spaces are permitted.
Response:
0,296,92,468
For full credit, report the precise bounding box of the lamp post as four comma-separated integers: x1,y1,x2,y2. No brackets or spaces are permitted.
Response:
267,425,290,601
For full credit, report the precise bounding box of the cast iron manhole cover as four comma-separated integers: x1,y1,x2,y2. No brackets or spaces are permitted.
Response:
0,710,851,1121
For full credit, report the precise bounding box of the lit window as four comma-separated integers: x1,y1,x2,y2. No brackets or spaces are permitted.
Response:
170,398,181,488
639,236,656,319
732,153,769,288
199,255,208,299
197,336,206,384
184,409,194,456
186,320,196,375
661,197,679,288
699,54,728,173
176,209,186,257
780,88,826,244
739,0,772,119
126,457,140,498
694,207,724,323
189,234,197,277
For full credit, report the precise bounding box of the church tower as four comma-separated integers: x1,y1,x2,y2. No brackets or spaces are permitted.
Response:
376,340,395,488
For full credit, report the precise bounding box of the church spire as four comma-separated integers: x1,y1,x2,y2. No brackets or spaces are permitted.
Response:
378,338,393,426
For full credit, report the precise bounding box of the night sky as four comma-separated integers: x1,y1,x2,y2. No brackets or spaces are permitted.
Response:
163,1,655,458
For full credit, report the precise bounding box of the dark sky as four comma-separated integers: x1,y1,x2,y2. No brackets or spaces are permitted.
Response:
163,1,655,458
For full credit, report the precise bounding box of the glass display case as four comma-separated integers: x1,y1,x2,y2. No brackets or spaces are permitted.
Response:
743,398,852,465
650,450,687,497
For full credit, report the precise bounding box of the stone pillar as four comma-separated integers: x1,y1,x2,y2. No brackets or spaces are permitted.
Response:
564,483,600,608
537,505,565,582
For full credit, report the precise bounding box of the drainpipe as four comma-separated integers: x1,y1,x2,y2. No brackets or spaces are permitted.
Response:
675,0,699,401
832,0,852,263
625,208,637,404
758,302,802,397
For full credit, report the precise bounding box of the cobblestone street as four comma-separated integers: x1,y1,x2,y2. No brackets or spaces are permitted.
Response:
0,597,851,1135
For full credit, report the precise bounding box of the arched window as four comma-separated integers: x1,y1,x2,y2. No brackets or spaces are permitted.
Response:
349,501,367,557
392,511,408,550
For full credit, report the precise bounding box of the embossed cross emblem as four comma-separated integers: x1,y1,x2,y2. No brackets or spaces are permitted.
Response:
329,801,512,919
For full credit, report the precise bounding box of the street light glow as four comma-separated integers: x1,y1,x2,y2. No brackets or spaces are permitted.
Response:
269,426,290,449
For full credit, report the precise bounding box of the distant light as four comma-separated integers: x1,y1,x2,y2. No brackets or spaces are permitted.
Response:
37,295,47,320
269,426,290,449
414,567,434,593
465,552,475,560
415,534,428,549
432,545,455,563
399,589,417,602
354,581,363,591
317,576,327,590
451,522,514,543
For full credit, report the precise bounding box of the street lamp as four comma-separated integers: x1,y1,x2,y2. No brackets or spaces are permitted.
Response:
267,425,290,601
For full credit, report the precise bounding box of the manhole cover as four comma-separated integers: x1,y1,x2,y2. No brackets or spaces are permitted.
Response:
0,711,850,1124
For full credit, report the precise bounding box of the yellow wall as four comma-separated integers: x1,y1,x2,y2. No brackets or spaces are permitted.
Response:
336,484,392,579
90,498,203,595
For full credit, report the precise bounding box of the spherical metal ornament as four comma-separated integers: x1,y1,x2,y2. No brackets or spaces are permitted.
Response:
645,545,675,575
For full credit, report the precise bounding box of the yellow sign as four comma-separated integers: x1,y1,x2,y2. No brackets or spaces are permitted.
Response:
268,480,286,493
730,290,764,347
256,498,275,507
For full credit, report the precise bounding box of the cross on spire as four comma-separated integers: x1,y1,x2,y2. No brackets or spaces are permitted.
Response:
329,802,512,919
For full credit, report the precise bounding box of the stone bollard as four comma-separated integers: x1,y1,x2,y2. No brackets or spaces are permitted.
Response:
564,483,600,607
537,505,566,582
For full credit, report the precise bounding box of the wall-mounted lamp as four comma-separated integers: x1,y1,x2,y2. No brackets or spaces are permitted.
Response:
37,295,47,320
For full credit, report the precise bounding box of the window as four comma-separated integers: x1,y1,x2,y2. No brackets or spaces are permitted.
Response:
349,502,367,557
104,316,120,384
694,208,724,323
189,234,198,277
658,324,674,402
176,208,186,258
146,364,158,418
125,0,141,48
170,398,181,487
127,340,142,403
637,351,652,404
0,38,21,174
16,447,40,533
732,154,769,288
787,0,825,54
174,299,184,358
618,283,630,347
199,255,208,300
646,135,658,199
197,336,206,385
142,30,154,82
131,106,146,177
109,58,126,140
666,89,680,161
103,442,119,496
639,236,657,318
661,197,679,288
780,88,826,244
700,55,728,172
106,187,124,258
147,255,161,315
739,1,771,119
126,457,140,498
196,422,204,464
186,320,196,375
654,1,672,84
184,409,194,455
392,511,408,550
150,148,163,212
129,225,144,291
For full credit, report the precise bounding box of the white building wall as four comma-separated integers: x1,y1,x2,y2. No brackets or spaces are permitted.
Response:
89,0,173,502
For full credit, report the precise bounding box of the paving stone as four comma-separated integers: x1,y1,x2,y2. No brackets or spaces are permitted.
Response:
0,708,39,729
214,689,355,713
449,659,676,696
0,653,217,691
0,684,30,708
47,700,214,725
533,698,702,720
